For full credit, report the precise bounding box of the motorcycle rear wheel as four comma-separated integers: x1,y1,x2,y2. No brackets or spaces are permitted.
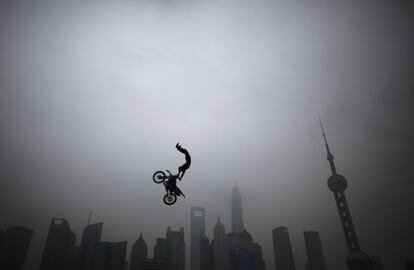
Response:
163,193,177,205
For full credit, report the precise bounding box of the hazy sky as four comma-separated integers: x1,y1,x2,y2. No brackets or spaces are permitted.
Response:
0,1,413,270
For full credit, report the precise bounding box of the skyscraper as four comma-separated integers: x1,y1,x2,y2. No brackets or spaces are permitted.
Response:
212,218,229,270
0,226,33,270
39,219,76,270
166,227,185,270
320,122,376,270
200,232,211,270
191,207,205,270
303,231,327,270
227,230,265,270
153,227,185,270
272,226,296,270
92,241,127,270
154,238,168,263
130,234,147,270
80,222,103,270
66,246,83,270
231,185,244,233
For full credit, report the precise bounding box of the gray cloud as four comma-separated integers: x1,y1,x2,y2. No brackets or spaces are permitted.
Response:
0,1,413,270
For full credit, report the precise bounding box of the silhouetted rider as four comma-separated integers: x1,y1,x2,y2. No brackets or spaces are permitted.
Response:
176,143,191,179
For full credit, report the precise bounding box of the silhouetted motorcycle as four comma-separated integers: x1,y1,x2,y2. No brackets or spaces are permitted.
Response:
152,169,185,205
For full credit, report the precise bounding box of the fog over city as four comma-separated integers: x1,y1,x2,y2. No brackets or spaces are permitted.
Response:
0,1,413,270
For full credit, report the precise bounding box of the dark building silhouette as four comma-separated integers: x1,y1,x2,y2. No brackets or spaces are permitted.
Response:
81,222,103,270
272,226,296,270
143,259,167,270
320,122,380,270
39,219,76,270
65,246,83,270
370,257,383,270
153,227,185,270
166,227,185,270
200,232,211,270
130,233,147,270
154,238,168,263
0,226,33,270
227,230,265,270
231,185,244,233
405,260,414,270
191,207,205,270
303,231,327,270
92,241,127,270
212,218,230,270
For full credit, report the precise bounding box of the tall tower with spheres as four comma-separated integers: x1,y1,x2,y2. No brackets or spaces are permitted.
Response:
320,121,377,270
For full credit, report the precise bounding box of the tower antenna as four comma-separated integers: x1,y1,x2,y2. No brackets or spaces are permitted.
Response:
319,119,337,175
88,210,92,225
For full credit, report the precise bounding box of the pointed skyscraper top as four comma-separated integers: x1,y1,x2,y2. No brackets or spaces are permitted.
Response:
215,217,224,229
319,119,337,175
231,184,244,233
136,233,146,246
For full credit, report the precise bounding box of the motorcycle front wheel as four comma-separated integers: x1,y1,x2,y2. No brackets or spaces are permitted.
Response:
153,171,166,184
163,193,177,205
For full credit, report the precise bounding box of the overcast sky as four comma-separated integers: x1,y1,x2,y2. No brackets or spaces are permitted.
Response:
0,1,413,270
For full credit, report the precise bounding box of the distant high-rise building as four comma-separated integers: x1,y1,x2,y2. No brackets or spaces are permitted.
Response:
154,227,185,270
272,226,296,270
191,207,205,270
39,219,76,270
200,232,211,270
81,222,103,270
231,185,244,233
130,234,147,270
65,246,83,270
320,122,378,270
166,227,185,270
154,238,168,263
92,241,127,270
0,226,33,270
227,230,265,270
92,242,109,270
303,231,327,270
238,250,256,270
212,218,229,270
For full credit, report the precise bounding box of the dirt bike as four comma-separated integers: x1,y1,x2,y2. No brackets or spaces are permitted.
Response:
152,169,185,205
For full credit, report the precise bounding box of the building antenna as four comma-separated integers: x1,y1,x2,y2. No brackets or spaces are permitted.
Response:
319,119,337,175
319,119,330,154
88,210,92,225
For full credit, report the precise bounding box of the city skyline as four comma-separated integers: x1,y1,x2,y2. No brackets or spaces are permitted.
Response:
1,182,394,270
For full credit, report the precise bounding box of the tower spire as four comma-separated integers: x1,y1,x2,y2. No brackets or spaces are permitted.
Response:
87,210,92,225
231,184,244,233
319,122,375,269
319,119,337,175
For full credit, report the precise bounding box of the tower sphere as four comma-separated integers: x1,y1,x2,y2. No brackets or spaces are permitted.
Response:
327,174,348,192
